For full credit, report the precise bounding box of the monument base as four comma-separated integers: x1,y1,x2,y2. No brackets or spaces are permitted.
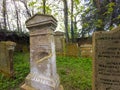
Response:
21,84,34,90
21,84,64,90
21,73,63,90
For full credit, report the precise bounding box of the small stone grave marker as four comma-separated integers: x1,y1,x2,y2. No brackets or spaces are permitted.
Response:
80,44,92,58
65,43,79,57
0,41,16,77
93,27,120,90
54,31,65,55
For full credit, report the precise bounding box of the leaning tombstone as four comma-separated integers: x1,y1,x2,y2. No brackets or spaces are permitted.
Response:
21,14,63,90
0,41,16,77
92,27,120,90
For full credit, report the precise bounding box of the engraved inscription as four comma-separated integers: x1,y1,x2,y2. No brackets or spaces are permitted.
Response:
28,72,55,88
93,27,120,90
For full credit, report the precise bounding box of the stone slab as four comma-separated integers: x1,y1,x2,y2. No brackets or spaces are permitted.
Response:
65,43,79,57
0,41,16,77
92,27,120,90
80,44,92,58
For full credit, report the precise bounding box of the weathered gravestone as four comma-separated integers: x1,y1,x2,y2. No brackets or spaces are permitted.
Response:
93,27,120,90
54,31,65,55
0,41,16,77
21,14,63,90
80,44,92,58
65,43,79,57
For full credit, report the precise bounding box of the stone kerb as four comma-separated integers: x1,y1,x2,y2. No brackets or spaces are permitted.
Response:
92,26,120,90
21,14,62,90
0,41,16,77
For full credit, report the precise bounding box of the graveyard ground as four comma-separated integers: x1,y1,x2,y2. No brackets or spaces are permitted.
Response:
0,52,92,90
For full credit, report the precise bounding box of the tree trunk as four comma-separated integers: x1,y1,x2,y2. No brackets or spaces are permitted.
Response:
3,0,7,30
63,0,69,43
20,0,32,18
74,16,77,38
6,13,11,30
13,0,20,32
0,23,2,30
96,0,101,11
43,0,46,14
71,0,74,42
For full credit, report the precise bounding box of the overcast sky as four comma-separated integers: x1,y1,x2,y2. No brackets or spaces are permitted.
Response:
0,0,86,32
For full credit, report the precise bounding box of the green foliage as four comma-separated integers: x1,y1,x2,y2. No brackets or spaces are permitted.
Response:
83,23,89,28
104,2,115,15
28,0,52,14
36,4,52,14
57,56,92,90
117,15,120,19
74,0,80,4
45,6,52,14
28,1,37,7
81,1,120,35
95,19,103,28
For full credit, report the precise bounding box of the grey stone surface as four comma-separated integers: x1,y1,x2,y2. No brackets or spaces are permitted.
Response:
21,14,62,90
92,27,120,90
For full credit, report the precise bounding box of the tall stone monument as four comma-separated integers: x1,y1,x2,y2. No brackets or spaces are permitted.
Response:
93,27,120,90
21,14,63,90
0,41,16,77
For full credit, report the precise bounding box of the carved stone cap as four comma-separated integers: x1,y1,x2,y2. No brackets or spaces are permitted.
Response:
54,31,65,36
0,41,16,46
94,26,120,35
0,41,16,50
26,14,57,29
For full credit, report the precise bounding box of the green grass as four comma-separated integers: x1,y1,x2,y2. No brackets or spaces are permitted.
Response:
57,56,92,90
0,53,92,90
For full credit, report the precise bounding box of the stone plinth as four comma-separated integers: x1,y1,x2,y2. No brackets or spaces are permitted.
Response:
92,27,120,90
54,31,65,55
21,14,62,90
0,41,16,77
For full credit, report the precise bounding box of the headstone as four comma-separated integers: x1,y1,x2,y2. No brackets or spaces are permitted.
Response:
54,31,65,55
0,41,16,77
80,44,92,58
92,27,120,90
65,43,79,57
21,14,63,90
